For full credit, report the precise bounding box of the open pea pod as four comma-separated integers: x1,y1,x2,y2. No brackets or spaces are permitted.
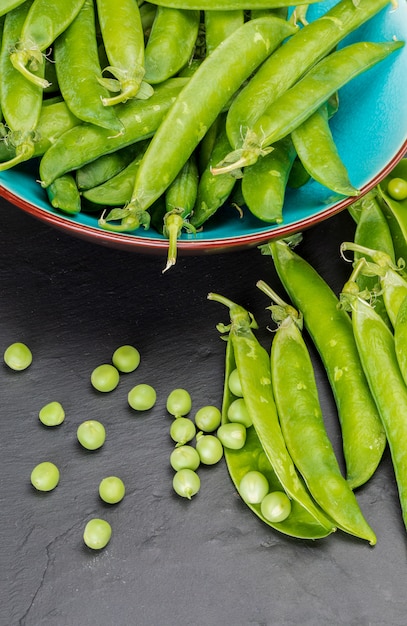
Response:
377,158,407,265
210,293,336,540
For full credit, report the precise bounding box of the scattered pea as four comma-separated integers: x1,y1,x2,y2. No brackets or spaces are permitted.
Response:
166,388,192,417
170,416,196,446
77,420,106,450
83,518,112,550
196,432,223,465
91,363,120,392
260,491,292,523
227,397,252,427
170,445,200,471
128,383,157,411
194,405,221,432
172,468,200,499
217,422,247,450
39,401,65,427
4,342,32,371
239,471,269,504
112,345,140,373
30,461,60,492
99,476,126,504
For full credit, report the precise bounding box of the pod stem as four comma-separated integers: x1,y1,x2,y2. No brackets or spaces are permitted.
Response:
10,48,51,89
340,241,398,270
99,66,154,106
98,203,150,232
162,210,196,273
0,140,35,171
211,130,273,176
257,280,303,329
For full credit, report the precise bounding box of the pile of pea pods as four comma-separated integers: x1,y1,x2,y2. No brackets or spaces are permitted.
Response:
0,0,404,267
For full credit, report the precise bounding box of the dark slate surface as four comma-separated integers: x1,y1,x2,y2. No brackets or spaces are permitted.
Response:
1,198,406,626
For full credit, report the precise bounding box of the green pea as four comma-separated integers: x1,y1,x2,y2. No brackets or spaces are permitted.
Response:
170,417,196,446
387,177,407,202
195,433,223,465
227,397,252,427
77,420,106,450
99,476,125,504
260,491,292,523
91,363,120,392
217,422,246,450
194,405,221,432
83,518,112,550
4,342,32,371
228,368,243,397
172,468,200,499
31,461,60,492
112,345,140,373
170,445,200,471
166,388,192,417
39,401,65,427
128,383,157,411
239,471,269,504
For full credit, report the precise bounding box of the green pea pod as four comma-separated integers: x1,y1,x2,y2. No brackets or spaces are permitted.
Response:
204,9,244,55
0,0,44,171
139,2,157,36
287,157,311,189
219,338,334,540
147,0,323,8
218,40,403,173
144,7,200,84
0,0,28,17
76,143,144,191
377,159,407,265
39,77,188,188
101,15,298,232
291,103,359,197
241,135,296,223
208,292,336,535
53,0,122,132
258,281,376,544
395,295,407,387
46,174,81,215
226,0,394,151
263,238,386,490
9,0,86,88
96,0,153,106
341,278,407,532
191,113,236,228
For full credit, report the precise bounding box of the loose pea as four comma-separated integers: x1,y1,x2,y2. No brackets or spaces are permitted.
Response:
387,177,407,201
39,401,65,427
228,368,243,397
227,397,252,427
128,384,157,411
112,345,140,373
31,461,60,492
83,518,112,550
170,417,196,446
194,405,221,432
260,491,292,523
195,433,223,465
172,468,200,499
91,363,120,392
170,445,200,471
166,388,192,417
99,476,126,504
77,420,106,450
217,422,246,450
4,342,32,371
239,471,269,505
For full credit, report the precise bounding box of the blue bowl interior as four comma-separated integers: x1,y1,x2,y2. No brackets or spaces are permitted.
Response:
1,0,406,246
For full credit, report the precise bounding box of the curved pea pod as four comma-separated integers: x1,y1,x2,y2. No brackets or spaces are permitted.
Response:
76,143,143,191
39,77,188,188
395,295,407,387
377,158,407,265
46,174,81,215
0,0,27,17
101,15,298,232
341,281,407,531
241,135,296,224
209,292,336,536
219,339,334,540
291,103,359,197
191,113,236,229
9,0,86,88
258,282,376,544
96,0,153,106
263,239,386,490
144,7,200,84
204,9,244,55
53,0,122,132
287,157,311,189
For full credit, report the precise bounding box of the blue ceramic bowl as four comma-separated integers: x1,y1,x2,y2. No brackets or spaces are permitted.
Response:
1,0,406,254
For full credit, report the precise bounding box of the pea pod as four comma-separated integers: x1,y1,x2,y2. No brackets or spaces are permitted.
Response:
394,295,407,387
263,238,386,490
0,0,28,17
208,292,336,535
101,15,298,232
53,0,122,132
217,40,403,173
257,281,376,544
9,0,86,88
204,9,244,55
39,77,188,188
144,7,200,84
377,159,407,265
226,0,395,151
147,1,323,8
340,270,407,531
96,0,153,105
219,338,334,540
76,143,143,191
46,174,81,215
291,103,359,197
